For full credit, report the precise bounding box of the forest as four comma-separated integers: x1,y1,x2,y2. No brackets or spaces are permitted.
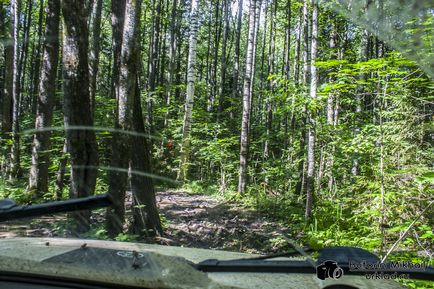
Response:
0,0,433,287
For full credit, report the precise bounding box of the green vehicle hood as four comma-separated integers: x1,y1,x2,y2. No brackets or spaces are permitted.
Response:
0,238,405,289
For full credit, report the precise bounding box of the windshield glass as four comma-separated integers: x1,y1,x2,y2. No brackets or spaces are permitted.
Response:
0,0,433,288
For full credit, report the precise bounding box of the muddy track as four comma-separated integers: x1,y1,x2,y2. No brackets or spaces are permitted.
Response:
152,191,292,253
1,191,292,254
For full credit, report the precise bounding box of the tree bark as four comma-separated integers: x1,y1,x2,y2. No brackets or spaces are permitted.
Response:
62,0,98,233
28,0,61,195
305,0,318,221
238,0,257,194
178,0,199,182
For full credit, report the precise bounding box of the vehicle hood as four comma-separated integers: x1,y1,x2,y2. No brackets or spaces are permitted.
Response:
0,237,404,289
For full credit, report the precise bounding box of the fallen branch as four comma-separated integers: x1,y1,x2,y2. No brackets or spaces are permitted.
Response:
381,199,434,263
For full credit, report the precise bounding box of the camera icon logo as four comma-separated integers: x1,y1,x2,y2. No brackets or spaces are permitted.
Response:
316,260,344,280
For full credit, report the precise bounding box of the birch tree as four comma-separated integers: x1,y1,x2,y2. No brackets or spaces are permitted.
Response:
178,0,199,182
238,0,257,194
305,0,318,220
9,0,21,179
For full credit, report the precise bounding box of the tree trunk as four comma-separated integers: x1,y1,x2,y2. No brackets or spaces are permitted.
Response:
89,0,103,117
0,4,12,139
62,0,98,233
28,0,61,195
264,0,276,160
106,0,135,238
217,0,229,116
352,0,371,176
293,6,302,84
164,0,178,127
178,0,199,182
302,0,309,84
238,0,257,194
9,0,22,179
305,0,318,221
326,17,338,192
294,0,309,196
110,0,126,102
106,0,127,236
283,0,291,79
17,0,32,110
130,78,163,237
29,0,44,115
208,0,222,112
231,0,243,117
55,139,68,200
148,0,162,93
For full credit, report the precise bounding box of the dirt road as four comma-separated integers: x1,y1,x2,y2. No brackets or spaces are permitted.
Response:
1,191,292,253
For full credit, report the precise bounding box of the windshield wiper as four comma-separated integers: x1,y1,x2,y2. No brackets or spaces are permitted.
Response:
194,246,434,281
0,194,112,222
225,247,314,261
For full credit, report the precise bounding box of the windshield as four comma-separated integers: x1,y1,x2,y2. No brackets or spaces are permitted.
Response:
0,0,433,288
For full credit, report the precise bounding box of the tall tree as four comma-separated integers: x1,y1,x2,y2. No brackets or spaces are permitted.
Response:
294,0,310,196
164,0,178,127
130,79,163,236
352,0,371,176
89,0,103,116
282,0,291,79
217,0,229,116
9,0,21,179
106,0,162,237
0,3,12,140
325,16,338,192
111,0,126,103
29,0,44,114
17,0,32,108
305,0,318,220
263,0,276,159
238,0,257,194
178,0,199,182
231,0,243,113
62,0,98,232
28,0,61,194
106,0,129,238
